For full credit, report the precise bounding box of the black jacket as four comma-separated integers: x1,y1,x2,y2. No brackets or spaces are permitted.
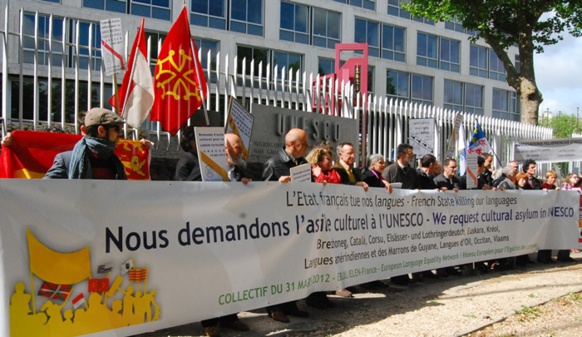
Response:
262,148,306,181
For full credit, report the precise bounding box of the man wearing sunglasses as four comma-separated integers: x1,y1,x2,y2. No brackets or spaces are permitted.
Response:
44,108,127,180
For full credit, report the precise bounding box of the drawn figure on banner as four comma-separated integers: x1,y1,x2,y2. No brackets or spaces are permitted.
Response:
9,229,160,337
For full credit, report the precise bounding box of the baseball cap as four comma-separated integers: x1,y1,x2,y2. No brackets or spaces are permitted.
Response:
84,108,126,127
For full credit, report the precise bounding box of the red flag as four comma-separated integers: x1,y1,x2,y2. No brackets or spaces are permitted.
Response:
150,6,208,135
88,278,110,293
0,131,150,180
128,268,148,282
37,281,72,301
109,18,154,129
72,293,86,309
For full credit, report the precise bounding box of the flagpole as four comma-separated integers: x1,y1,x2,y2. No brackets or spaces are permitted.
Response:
30,270,36,315
121,19,145,125
189,37,210,126
106,19,121,115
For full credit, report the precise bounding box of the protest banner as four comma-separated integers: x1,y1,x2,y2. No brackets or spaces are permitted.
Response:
100,18,125,76
408,118,435,159
225,98,254,160
513,138,582,163
195,127,228,181
0,180,579,336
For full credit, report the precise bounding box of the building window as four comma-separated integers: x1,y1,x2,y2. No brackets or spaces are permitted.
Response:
382,24,405,62
230,0,263,36
280,3,341,49
313,8,341,49
492,88,520,121
417,33,459,72
191,0,263,36
334,0,375,11
514,54,521,73
386,70,409,101
444,17,478,36
366,65,374,95
318,57,335,76
489,51,506,81
83,0,125,13
191,0,226,29
193,38,220,70
280,2,309,44
386,70,433,105
355,18,379,57
355,18,405,61
411,73,433,105
273,50,303,83
22,13,101,71
41,0,61,3
439,38,460,72
73,21,102,71
83,0,171,20
469,45,488,78
470,45,507,81
9,77,112,123
443,80,483,115
443,79,463,112
417,32,437,68
237,45,303,87
22,14,64,66
387,0,433,25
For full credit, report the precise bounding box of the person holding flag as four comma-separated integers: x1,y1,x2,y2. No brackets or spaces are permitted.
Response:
44,108,127,179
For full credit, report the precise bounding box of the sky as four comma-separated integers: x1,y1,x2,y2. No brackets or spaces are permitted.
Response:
535,33,582,117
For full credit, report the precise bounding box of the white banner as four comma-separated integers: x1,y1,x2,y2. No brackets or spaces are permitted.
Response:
0,180,579,337
513,138,582,163
408,118,435,158
100,18,125,76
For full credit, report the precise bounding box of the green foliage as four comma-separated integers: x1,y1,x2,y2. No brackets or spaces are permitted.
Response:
514,304,541,321
404,0,582,124
539,113,582,138
405,0,582,52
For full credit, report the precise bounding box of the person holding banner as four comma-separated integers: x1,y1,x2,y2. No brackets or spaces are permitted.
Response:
557,173,579,262
521,159,555,264
493,165,517,190
199,134,252,337
174,126,202,181
262,128,309,184
333,143,369,191
542,170,560,190
262,128,310,322
415,154,438,190
44,108,126,180
306,144,341,185
362,154,393,192
383,144,418,285
433,158,461,191
382,144,416,190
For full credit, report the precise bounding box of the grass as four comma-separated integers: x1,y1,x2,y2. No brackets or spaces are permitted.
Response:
514,305,541,321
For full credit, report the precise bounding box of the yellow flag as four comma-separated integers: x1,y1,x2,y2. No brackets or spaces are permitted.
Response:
27,229,91,285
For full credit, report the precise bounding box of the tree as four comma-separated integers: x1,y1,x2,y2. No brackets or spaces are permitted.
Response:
538,112,581,175
405,0,582,125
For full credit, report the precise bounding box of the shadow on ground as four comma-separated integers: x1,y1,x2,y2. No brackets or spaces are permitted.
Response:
132,257,578,337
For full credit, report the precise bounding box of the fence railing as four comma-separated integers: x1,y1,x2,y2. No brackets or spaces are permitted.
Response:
1,7,553,168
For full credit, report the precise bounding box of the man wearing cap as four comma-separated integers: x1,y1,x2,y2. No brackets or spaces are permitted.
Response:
44,108,127,179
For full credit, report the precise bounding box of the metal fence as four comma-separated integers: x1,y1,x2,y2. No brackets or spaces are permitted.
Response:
1,7,553,168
